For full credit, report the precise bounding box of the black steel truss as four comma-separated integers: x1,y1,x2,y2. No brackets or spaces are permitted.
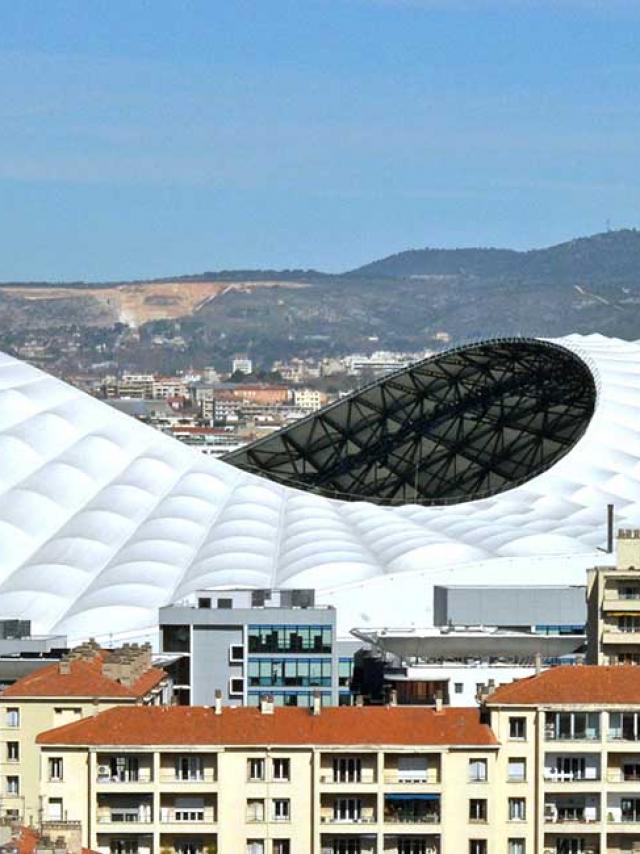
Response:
223,338,597,506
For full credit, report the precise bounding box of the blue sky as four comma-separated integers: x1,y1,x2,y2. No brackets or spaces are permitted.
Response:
0,0,639,280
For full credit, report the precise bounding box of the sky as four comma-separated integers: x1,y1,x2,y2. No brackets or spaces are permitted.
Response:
0,0,639,280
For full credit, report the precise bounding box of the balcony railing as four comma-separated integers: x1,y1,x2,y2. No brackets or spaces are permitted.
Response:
544,770,600,783
96,811,153,825
159,770,216,783
160,807,216,824
97,770,153,784
320,815,377,824
384,813,441,824
383,772,440,785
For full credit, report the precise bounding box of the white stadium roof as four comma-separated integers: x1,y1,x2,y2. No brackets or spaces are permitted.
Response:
0,334,634,643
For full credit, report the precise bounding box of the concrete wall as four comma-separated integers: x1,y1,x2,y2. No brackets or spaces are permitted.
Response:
433,585,586,628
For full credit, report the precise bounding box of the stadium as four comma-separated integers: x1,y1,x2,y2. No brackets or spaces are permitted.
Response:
0,334,633,643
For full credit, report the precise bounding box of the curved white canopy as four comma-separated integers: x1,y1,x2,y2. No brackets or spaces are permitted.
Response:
0,334,632,641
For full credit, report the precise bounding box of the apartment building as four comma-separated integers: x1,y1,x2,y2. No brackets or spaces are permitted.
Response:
485,665,640,854
0,641,169,825
35,700,500,854
588,530,640,665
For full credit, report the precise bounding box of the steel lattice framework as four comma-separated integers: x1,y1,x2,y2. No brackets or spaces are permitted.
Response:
224,338,596,505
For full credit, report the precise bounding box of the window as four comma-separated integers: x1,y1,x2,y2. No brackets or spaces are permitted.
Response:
110,841,138,854
609,711,640,741
469,799,487,822
469,758,488,782
6,742,18,762
469,842,487,854
197,597,211,608
48,757,63,781
246,799,265,822
333,756,361,783
176,755,203,781
508,758,526,782
555,842,587,854
273,842,290,854
619,615,640,633
334,798,362,821
247,657,333,688
247,624,332,654
47,798,63,821
230,677,244,696
248,758,265,781
509,717,526,740
508,841,525,854
508,797,526,821
246,842,264,854
273,798,290,821
398,842,433,854
273,758,290,781
6,708,19,728
545,711,599,740
331,842,362,854
230,644,244,663
454,682,464,694
550,756,592,782
621,798,640,822
6,776,18,795
217,598,233,609
161,624,190,653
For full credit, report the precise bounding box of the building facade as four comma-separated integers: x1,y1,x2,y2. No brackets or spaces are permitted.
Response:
0,641,169,825
588,530,640,665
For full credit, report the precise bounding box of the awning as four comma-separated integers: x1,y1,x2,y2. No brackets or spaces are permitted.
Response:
385,793,440,801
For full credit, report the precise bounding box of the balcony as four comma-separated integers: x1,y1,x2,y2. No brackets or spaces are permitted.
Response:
544,797,600,826
96,794,153,826
321,836,377,854
383,836,440,854
383,754,441,786
384,795,440,826
543,836,599,854
96,756,153,785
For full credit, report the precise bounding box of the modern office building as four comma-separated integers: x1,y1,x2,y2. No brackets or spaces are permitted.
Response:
159,589,341,707
2,334,640,642
27,665,640,854
588,529,640,665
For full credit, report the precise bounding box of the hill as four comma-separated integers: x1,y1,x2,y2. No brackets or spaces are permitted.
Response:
350,229,640,283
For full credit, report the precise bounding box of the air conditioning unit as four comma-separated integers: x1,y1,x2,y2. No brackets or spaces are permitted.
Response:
544,804,558,822
97,765,110,778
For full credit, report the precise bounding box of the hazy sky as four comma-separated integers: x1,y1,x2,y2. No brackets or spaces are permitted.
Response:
1,0,639,280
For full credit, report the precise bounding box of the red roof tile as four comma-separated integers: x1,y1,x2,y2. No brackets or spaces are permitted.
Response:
1,657,166,700
486,665,640,705
37,704,497,747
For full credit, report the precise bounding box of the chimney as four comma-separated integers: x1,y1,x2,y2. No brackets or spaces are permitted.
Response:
260,695,274,715
58,659,71,675
311,691,322,716
534,652,542,676
607,503,615,554
388,689,398,707
355,694,364,707
434,692,443,713
214,689,222,715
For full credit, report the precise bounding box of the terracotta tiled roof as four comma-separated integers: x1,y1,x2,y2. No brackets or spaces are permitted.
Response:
1,657,166,700
486,665,640,705
37,704,497,747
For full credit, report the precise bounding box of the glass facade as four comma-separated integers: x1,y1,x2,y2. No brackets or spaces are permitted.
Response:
247,690,332,708
248,625,332,654
248,658,332,688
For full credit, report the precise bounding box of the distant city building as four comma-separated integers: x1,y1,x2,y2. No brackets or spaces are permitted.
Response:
588,528,640,664
292,388,326,411
159,588,346,708
232,355,253,375
343,349,432,378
